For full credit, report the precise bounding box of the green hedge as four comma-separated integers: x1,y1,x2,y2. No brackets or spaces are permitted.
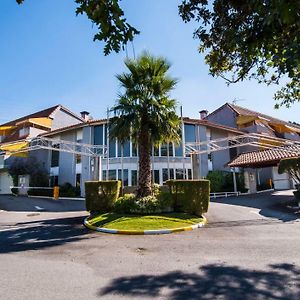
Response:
166,180,210,216
85,180,121,212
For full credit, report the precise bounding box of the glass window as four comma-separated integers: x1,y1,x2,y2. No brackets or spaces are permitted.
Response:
118,140,130,157
131,170,138,186
51,145,59,167
118,169,128,186
108,170,116,180
175,143,183,157
184,124,196,142
168,143,173,157
153,145,159,156
132,143,137,157
176,168,184,179
162,168,174,182
94,125,103,145
109,138,116,158
188,169,192,179
102,170,107,180
153,170,160,184
161,144,168,156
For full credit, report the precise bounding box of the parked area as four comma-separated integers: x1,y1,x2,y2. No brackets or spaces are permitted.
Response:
0,191,299,299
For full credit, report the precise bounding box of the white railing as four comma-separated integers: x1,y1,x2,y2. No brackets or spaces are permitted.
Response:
210,191,243,199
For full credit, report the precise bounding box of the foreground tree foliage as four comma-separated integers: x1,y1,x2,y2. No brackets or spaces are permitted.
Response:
16,0,299,107
179,0,300,108
110,53,180,197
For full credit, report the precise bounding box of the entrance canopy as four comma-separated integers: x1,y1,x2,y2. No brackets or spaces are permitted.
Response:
228,145,300,168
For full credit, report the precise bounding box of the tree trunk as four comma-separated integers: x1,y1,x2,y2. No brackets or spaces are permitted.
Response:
137,127,152,197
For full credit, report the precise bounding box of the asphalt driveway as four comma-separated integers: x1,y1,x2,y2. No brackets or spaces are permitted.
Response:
0,191,299,300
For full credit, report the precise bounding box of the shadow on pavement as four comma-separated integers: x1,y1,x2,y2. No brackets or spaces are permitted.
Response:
0,216,91,254
0,195,85,212
100,263,300,299
212,192,298,222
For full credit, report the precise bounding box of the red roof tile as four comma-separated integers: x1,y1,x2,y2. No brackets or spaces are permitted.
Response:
228,145,300,168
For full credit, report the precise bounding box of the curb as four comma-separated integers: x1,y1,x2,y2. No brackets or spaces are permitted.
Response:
83,216,207,235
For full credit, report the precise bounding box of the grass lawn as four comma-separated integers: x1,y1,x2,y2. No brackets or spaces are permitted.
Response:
87,213,203,230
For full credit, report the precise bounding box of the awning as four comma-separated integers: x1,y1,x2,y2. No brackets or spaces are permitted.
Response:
236,115,269,127
0,141,29,157
0,126,17,135
16,117,52,128
228,145,300,168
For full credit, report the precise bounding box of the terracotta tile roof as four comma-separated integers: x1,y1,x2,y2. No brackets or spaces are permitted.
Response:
228,145,300,168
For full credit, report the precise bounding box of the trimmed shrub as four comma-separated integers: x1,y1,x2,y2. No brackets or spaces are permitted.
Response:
59,182,80,197
85,180,121,212
166,180,210,216
158,192,174,212
114,194,137,213
28,188,53,197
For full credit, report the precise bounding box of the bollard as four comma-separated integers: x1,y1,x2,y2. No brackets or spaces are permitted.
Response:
53,186,59,200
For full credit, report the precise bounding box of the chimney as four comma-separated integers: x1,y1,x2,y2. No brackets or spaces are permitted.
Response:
80,111,90,121
199,110,208,120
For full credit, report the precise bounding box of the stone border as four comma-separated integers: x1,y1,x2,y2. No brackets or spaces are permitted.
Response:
83,216,207,235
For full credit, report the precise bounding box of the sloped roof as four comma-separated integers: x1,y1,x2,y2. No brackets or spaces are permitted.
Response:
0,105,84,127
228,145,300,168
182,117,244,134
40,119,106,137
208,103,300,130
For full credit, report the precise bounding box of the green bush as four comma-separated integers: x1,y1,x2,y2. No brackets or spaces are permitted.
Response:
166,180,210,216
278,157,300,191
206,170,246,192
85,180,121,212
158,192,174,211
28,188,53,197
114,193,137,213
59,182,80,197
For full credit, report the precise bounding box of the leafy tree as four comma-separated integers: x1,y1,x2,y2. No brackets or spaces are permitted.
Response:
16,0,299,107
278,157,300,190
110,52,180,197
178,0,300,108
8,156,49,187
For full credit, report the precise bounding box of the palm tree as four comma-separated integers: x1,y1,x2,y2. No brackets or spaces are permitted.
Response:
110,52,180,197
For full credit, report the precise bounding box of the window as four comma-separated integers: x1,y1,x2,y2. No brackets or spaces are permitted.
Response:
184,124,196,142
162,168,174,182
117,140,130,157
229,141,238,160
109,138,116,158
187,169,192,179
175,143,183,157
118,169,129,186
132,143,137,157
19,127,29,138
161,144,168,156
153,145,159,156
131,170,138,186
94,125,104,145
51,145,59,167
153,170,160,184
176,168,184,179
108,170,116,180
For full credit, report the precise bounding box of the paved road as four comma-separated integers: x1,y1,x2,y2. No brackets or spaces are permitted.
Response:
0,192,299,300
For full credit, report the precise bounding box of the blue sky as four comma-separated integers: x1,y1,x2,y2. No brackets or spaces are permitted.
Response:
0,0,299,124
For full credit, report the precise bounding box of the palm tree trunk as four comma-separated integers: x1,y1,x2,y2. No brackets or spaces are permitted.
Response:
137,127,152,197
